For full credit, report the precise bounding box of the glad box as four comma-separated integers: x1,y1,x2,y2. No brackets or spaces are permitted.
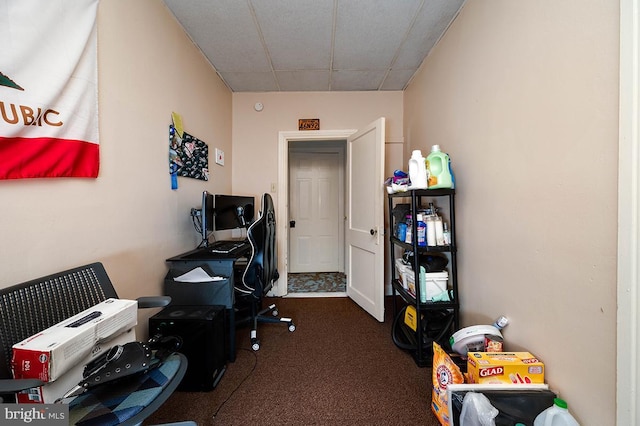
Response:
467,351,544,385
12,298,137,382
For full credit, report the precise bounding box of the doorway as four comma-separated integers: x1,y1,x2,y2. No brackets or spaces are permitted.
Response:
273,129,358,298
274,120,387,323
287,140,347,297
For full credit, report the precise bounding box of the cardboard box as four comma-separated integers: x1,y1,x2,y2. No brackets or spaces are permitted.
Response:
433,342,550,426
16,329,135,404
12,298,137,382
432,342,466,426
467,351,545,385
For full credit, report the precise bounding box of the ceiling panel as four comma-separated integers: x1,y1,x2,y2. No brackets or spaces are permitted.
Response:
275,70,330,91
253,0,334,71
333,0,422,71
163,0,466,92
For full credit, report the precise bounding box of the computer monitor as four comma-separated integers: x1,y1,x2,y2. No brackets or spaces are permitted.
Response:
191,191,214,246
214,194,255,231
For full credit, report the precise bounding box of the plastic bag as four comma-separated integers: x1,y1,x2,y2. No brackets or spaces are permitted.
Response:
459,392,499,426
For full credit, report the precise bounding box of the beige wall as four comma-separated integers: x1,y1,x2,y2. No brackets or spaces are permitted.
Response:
0,0,232,335
231,91,403,203
404,1,619,423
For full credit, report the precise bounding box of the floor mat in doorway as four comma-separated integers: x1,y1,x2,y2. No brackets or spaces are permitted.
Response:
288,272,346,293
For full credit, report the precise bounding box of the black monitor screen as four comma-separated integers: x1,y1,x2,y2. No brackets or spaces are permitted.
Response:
214,194,255,231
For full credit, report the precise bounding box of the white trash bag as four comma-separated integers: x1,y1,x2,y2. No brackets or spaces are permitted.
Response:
459,392,499,426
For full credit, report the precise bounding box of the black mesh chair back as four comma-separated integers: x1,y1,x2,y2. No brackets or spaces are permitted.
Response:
0,262,117,380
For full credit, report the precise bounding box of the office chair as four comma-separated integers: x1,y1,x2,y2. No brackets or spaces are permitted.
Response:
0,262,192,426
235,193,295,351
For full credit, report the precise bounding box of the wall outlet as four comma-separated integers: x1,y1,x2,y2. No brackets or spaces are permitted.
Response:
215,148,224,166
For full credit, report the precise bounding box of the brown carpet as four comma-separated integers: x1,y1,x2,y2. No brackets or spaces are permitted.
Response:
145,297,442,426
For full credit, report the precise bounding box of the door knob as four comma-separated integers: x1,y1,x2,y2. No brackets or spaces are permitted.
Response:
370,229,375,235
290,220,296,228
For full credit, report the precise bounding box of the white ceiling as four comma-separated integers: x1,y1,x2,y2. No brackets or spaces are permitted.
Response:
163,0,466,92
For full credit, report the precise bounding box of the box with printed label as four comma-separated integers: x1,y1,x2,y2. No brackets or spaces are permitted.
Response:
11,298,137,383
466,351,545,385
16,329,135,404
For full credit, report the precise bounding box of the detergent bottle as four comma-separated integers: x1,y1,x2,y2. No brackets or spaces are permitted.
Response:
426,145,454,189
533,398,580,426
408,150,428,189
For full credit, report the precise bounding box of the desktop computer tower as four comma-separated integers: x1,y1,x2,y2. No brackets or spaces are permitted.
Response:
149,305,226,391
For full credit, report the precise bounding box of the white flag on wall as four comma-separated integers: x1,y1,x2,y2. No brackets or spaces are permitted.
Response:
0,0,99,179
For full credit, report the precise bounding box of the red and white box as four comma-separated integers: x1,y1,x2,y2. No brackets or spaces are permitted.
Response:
15,329,136,403
11,298,137,383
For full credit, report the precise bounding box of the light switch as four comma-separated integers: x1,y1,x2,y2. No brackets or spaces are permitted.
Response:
215,148,224,166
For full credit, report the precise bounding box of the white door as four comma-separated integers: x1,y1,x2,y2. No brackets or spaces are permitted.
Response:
346,118,386,322
289,150,343,273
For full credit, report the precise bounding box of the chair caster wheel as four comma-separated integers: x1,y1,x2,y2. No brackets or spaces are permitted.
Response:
288,323,296,332
251,339,260,351
272,309,279,316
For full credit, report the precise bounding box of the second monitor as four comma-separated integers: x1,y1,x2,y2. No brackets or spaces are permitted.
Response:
214,194,255,231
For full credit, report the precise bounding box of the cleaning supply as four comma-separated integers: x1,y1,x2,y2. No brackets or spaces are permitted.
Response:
426,145,454,189
534,398,580,426
416,214,427,247
408,150,428,189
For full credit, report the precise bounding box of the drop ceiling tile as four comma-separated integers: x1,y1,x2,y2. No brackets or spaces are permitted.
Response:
163,0,467,91
275,70,330,91
252,0,333,70
164,0,271,72
393,0,465,69
330,70,386,91
220,72,279,92
380,69,416,91
333,0,422,70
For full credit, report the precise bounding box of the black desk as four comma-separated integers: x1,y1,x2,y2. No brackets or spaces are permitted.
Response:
165,243,250,362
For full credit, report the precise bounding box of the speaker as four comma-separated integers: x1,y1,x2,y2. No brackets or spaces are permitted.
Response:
149,305,226,391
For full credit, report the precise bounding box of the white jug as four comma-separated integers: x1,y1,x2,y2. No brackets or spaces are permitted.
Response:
408,150,428,189
534,398,580,426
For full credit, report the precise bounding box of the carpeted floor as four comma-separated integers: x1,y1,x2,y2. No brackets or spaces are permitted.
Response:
287,272,346,292
144,297,441,426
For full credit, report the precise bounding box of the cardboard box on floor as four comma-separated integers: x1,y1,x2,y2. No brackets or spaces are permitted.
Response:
16,329,136,404
431,342,550,426
12,298,138,383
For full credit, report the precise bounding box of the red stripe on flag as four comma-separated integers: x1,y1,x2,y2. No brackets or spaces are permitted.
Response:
0,136,99,179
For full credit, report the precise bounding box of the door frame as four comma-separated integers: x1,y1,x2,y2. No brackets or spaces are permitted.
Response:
617,0,638,423
272,129,357,297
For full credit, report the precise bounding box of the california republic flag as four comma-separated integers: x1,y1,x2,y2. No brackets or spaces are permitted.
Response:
0,0,99,179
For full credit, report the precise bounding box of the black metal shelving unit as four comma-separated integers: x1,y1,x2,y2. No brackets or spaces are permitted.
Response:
388,188,460,367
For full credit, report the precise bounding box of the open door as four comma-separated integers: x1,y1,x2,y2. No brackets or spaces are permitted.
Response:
346,117,386,322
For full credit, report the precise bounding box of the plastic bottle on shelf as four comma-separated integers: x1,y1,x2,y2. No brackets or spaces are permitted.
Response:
434,215,445,246
533,398,580,426
426,215,437,246
426,145,454,189
396,222,407,242
416,214,427,247
404,215,413,244
443,222,452,245
408,150,428,189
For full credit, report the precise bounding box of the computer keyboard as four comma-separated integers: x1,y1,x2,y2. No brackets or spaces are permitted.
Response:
209,240,248,254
